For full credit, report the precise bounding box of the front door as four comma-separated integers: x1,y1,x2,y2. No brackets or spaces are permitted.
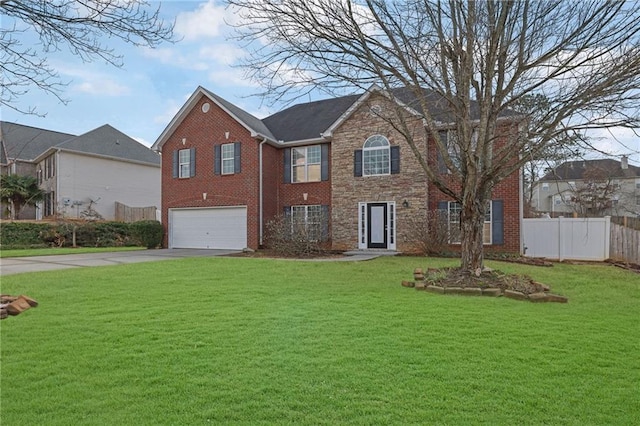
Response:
367,203,388,249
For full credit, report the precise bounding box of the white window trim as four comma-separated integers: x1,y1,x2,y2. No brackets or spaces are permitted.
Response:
363,135,390,176
446,201,492,245
290,205,323,240
221,143,235,175
178,149,191,178
291,145,321,183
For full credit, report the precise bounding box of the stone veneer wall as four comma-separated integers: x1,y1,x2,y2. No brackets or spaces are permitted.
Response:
330,95,429,252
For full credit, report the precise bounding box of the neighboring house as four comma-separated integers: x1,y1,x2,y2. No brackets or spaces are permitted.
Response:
1,121,161,220
531,157,640,217
152,85,523,253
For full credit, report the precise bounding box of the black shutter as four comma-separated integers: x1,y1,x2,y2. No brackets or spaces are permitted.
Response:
321,144,329,181
321,205,330,241
437,131,447,173
214,145,221,175
189,148,196,177
234,142,241,173
390,145,400,174
491,200,504,245
172,150,178,178
354,149,363,177
283,148,291,183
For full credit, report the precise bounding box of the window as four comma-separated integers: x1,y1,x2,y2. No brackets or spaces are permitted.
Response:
290,205,326,240
44,191,55,217
635,179,640,190
179,149,191,178
292,146,321,182
363,135,390,176
438,130,461,171
222,143,235,174
445,201,492,245
542,183,549,191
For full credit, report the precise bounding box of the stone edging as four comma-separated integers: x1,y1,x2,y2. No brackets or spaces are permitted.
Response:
401,268,568,303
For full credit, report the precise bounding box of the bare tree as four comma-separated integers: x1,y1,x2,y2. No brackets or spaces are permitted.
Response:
511,94,585,216
1,0,175,115
229,0,640,272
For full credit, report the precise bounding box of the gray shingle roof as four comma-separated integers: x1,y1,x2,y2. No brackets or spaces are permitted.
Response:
0,121,159,166
541,159,640,181
0,121,74,162
55,124,160,165
263,94,361,142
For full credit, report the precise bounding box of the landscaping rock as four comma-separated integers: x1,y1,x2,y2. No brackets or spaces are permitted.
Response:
481,288,502,297
415,282,426,290
401,280,415,288
444,287,465,295
528,292,549,302
504,289,528,301
1,295,38,319
460,287,483,296
425,285,444,294
545,293,569,303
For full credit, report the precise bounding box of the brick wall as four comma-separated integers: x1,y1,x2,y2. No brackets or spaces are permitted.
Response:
160,95,261,249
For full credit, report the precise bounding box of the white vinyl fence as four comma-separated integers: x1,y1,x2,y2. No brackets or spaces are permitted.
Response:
523,217,611,261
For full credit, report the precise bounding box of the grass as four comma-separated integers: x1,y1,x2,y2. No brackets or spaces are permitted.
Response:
0,246,145,258
1,257,639,425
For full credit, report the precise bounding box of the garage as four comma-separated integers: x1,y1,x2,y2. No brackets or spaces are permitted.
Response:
169,207,247,249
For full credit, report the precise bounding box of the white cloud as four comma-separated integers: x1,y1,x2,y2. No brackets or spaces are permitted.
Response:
175,0,234,41
199,44,246,66
74,80,130,96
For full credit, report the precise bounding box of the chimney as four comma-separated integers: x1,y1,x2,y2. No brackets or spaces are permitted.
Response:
621,155,628,170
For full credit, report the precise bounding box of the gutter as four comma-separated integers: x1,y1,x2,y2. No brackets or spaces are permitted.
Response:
259,137,267,246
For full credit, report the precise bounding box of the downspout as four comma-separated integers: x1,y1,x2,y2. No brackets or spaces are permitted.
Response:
259,137,267,246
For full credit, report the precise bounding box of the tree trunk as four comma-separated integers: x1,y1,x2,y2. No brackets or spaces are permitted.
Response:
459,197,485,274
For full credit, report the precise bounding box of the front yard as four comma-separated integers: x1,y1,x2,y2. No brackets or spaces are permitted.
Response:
1,257,638,424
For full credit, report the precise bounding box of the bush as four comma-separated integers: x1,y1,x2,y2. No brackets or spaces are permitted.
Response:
1,220,160,249
0,222,51,247
130,220,163,249
265,213,329,257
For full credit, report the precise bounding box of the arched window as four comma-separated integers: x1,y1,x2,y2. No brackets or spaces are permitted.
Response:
363,135,390,176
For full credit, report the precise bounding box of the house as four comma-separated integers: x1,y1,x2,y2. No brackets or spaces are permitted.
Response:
531,157,640,217
1,121,161,220
152,85,523,253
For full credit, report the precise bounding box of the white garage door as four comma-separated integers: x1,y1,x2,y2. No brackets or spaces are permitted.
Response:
169,207,247,249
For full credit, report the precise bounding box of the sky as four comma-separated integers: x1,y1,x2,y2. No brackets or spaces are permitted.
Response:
1,0,639,165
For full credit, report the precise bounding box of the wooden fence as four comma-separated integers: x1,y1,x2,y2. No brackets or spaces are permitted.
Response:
610,216,640,231
610,223,640,265
115,202,158,223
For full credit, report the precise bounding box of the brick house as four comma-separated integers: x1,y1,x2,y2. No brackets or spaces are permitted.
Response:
152,85,522,253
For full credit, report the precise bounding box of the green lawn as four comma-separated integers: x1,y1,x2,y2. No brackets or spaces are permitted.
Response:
0,246,145,258
1,257,638,425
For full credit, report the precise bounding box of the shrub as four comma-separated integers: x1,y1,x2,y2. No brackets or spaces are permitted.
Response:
406,210,451,256
0,222,50,248
130,220,163,249
94,222,134,247
265,212,329,257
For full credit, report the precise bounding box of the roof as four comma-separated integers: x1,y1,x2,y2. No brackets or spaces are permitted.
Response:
262,94,361,142
47,125,160,166
540,159,640,181
1,121,159,166
152,85,522,150
0,121,75,163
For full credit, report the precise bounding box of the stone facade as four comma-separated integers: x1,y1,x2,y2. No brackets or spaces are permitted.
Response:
331,94,429,252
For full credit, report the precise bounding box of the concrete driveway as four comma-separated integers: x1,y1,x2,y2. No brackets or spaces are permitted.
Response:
0,249,240,276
